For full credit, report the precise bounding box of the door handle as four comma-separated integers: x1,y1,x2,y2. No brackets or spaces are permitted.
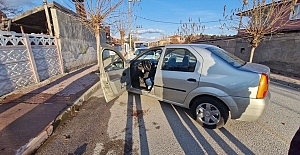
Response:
187,78,197,82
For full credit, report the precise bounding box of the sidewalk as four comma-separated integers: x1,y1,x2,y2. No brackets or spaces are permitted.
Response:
0,65,100,155
0,66,299,155
270,73,300,89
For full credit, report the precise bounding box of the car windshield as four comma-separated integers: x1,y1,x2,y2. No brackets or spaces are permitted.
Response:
134,49,147,55
206,46,246,68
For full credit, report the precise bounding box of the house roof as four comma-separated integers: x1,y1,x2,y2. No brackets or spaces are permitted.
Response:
237,0,291,16
0,10,7,20
168,35,181,38
10,1,77,34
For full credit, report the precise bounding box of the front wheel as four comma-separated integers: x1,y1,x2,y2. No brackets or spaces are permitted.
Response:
191,97,229,129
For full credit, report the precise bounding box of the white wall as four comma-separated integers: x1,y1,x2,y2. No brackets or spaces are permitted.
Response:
0,31,62,96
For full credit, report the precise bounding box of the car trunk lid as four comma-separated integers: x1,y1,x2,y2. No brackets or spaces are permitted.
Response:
239,62,270,99
239,62,270,76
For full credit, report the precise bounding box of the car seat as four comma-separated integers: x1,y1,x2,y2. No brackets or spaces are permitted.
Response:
167,56,176,66
182,55,190,66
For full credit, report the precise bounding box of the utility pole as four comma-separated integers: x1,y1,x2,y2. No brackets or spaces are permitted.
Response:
128,0,132,55
136,25,142,41
128,0,141,56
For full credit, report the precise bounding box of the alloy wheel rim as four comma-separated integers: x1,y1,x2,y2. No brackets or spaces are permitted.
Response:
196,103,221,125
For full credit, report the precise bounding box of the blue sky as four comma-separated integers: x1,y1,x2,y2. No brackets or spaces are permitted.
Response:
132,0,240,41
9,0,243,41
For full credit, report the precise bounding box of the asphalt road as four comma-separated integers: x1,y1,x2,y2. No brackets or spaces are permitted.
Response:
35,82,300,155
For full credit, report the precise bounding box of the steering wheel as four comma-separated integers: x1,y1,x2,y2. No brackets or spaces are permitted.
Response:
142,60,152,72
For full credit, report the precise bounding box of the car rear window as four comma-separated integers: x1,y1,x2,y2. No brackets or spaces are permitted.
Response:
206,47,245,68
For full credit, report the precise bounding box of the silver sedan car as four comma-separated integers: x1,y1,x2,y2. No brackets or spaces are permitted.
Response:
99,44,270,129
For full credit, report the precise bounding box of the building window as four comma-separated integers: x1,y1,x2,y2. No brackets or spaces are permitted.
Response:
290,4,300,20
240,48,245,54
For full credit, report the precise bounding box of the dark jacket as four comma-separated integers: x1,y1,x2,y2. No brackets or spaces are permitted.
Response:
289,127,300,155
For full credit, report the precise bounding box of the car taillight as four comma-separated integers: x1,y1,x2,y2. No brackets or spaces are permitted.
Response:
257,73,269,99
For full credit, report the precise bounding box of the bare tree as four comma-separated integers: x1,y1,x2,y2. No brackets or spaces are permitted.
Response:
114,19,127,56
223,0,298,62
72,0,124,66
108,9,129,56
177,17,205,44
0,0,22,17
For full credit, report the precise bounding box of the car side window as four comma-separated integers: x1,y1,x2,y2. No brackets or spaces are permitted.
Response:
102,49,124,71
161,48,196,72
137,49,162,62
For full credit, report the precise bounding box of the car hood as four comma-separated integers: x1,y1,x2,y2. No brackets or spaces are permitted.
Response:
239,62,270,76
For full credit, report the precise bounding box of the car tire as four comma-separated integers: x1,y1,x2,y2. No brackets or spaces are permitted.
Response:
191,97,229,129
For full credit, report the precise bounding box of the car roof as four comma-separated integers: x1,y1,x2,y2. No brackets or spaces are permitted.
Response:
136,48,147,51
152,44,216,49
100,44,117,50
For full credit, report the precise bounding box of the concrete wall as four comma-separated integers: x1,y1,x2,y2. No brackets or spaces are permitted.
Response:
197,39,237,54
51,8,106,72
236,33,300,77
0,31,62,96
197,32,300,77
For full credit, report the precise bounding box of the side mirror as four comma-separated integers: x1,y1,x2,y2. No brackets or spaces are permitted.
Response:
102,50,110,60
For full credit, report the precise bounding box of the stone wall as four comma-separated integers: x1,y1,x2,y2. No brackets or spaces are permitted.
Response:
51,8,106,72
197,32,300,77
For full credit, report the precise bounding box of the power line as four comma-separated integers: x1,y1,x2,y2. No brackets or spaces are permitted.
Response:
64,0,75,8
134,15,227,25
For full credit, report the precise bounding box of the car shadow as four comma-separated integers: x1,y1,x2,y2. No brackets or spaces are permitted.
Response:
159,102,206,154
124,92,149,155
218,128,254,155
160,102,255,154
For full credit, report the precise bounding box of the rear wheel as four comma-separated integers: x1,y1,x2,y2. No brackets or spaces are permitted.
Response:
191,97,229,129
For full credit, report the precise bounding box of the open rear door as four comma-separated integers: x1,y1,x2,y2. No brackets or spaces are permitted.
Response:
99,45,131,102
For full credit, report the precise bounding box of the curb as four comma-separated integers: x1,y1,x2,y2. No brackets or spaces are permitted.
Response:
18,81,101,155
270,77,300,89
